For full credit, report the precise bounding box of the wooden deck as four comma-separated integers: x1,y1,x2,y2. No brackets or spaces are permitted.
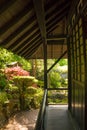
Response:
45,105,74,130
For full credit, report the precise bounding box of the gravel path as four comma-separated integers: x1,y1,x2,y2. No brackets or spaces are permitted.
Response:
0,109,39,130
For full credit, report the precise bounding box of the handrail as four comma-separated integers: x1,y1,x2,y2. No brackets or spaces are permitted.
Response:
48,87,68,90
35,89,47,130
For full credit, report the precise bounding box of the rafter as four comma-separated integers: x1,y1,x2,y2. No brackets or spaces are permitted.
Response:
25,41,42,59
45,1,62,15
10,25,39,51
19,37,41,56
47,24,59,34
16,33,40,55
2,16,36,47
0,0,16,15
47,11,67,31
33,0,46,39
0,1,33,37
33,0,47,88
23,39,41,57
46,1,70,23
16,31,40,54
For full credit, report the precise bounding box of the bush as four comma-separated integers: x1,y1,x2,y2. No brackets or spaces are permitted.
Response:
25,87,43,109
0,92,8,105
0,70,8,90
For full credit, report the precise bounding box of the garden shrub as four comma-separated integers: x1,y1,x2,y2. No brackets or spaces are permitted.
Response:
0,92,8,105
13,76,40,110
0,70,8,90
25,87,43,109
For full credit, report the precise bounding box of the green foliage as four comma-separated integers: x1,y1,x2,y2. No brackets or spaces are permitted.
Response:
5,83,19,92
0,47,31,70
25,87,43,109
0,92,8,105
0,71,8,90
13,76,39,110
37,80,44,88
13,76,36,87
58,59,67,66
12,54,31,71
61,78,68,87
26,87,37,94
49,71,61,88
48,91,68,104
0,48,13,68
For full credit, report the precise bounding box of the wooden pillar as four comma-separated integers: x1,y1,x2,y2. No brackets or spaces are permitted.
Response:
43,38,47,89
67,35,71,110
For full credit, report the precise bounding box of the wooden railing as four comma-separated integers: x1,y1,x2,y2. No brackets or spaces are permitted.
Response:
35,89,47,130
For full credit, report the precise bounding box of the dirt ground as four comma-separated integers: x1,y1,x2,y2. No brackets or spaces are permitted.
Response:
0,109,39,130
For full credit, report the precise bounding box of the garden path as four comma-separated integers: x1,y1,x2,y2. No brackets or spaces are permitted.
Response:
0,109,39,130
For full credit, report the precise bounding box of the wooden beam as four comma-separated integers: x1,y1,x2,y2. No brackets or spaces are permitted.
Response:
10,25,38,51
33,0,46,39
14,31,40,53
17,31,40,54
45,1,62,16
20,37,41,56
17,33,40,55
47,40,65,45
48,88,68,90
47,24,59,34
0,2,33,37
0,0,16,15
47,34,67,40
24,40,42,58
3,16,36,47
47,11,67,32
46,2,70,24
25,42,42,59
47,50,67,73
33,0,47,89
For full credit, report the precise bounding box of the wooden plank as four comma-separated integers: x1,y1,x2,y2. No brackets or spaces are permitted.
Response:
46,105,74,130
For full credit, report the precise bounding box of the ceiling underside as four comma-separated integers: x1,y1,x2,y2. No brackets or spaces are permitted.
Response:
0,0,72,59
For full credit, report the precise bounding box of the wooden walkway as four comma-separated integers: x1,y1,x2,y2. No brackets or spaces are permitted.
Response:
45,105,74,130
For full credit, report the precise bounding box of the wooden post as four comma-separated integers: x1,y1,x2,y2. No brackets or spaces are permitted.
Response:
67,35,71,110
43,38,47,89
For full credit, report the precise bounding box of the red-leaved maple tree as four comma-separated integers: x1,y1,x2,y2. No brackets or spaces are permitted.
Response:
4,66,29,80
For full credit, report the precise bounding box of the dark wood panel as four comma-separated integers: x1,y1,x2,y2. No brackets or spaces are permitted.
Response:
68,1,86,129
